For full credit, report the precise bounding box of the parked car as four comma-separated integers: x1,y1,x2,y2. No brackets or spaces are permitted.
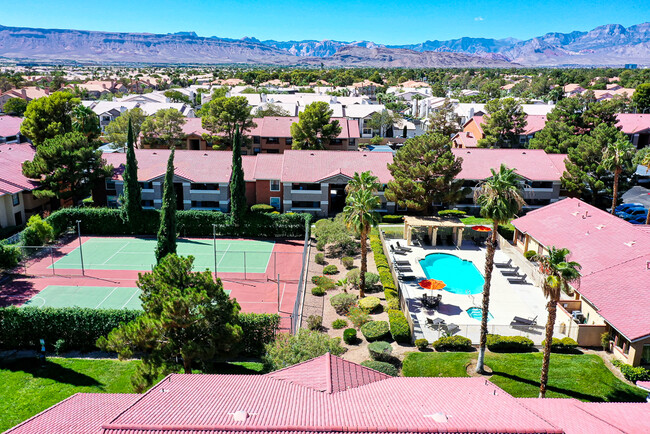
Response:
629,215,648,225
616,205,646,218
621,208,648,220
615,202,643,212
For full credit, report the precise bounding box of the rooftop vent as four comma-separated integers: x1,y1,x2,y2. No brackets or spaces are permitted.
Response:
624,241,636,247
203,153,208,156
596,224,606,230
425,412,449,423
231,411,250,422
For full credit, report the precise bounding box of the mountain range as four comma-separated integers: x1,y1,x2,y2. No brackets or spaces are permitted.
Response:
0,22,649,67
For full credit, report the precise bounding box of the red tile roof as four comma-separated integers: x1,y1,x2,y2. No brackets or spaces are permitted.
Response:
452,131,478,148
0,143,39,195
181,117,211,137
5,393,138,434
265,352,389,393
248,117,360,139
518,398,649,434
453,148,567,181
0,115,22,137
280,150,393,183
616,113,650,135
521,115,547,135
8,354,650,434
250,153,284,180
511,198,650,340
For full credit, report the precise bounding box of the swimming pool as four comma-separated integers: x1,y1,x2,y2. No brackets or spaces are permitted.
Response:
419,253,485,295
467,307,493,322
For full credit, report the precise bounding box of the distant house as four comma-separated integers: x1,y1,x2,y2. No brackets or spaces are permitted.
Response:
66,80,127,98
563,84,586,97
178,117,360,154
0,87,50,111
454,114,548,148
85,100,195,131
0,143,51,228
0,116,25,144
351,80,380,97
616,113,650,149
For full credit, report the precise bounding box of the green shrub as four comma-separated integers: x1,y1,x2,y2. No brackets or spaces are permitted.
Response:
524,250,537,261
612,360,650,382
341,256,354,269
415,338,429,351
332,319,347,329
348,269,381,289
388,309,411,343
23,215,54,246
311,287,325,296
369,231,399,309
54,339,67,355
497,224,515,241
315,253,326,265
307,315,322,331
250,204,276,213
81,197,95,207
316,240,325,251
438,209,466,217
368,341,393,362
263,329,344,371
323,264,338,275
359,296,381,313
432,335,473,352
361,321,390,342
237,313,281,355
343,328,357,344
381,215,404,223
313,217,355,257
330,293,357,315
0,242,22,270
486,334,534,352
347,307,371,329
601,332,612,351
361,360,398,376
542,337,579,353
311,276,336,290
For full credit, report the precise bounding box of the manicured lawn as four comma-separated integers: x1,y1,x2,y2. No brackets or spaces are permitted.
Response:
460,216,494,226
0,357,139,432
402,352,473,377
0,357,265,432
402,352,646,402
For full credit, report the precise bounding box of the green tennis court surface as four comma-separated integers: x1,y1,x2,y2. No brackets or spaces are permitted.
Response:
50,238,275,272
23,285,143,309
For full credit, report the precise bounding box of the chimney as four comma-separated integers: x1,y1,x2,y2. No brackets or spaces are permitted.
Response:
21,89,27,98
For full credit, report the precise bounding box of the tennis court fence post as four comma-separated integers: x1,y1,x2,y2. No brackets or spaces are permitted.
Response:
243,251,247,280
50,247,55,276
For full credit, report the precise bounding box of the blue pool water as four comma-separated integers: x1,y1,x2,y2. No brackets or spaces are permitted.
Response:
467,307,493,322
419,253,485,295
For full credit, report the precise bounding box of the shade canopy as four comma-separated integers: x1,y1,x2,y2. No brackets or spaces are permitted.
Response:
471,225,492,232
419,279,446,290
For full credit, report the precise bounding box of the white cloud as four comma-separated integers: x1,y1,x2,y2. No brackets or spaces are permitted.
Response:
474,16,484,21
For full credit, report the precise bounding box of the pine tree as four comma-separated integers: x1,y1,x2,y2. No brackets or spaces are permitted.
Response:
155,148,177,263
230,127,247,226
121,119,142,229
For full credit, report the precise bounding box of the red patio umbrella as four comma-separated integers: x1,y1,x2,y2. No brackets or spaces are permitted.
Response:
419,279,446,291
471,225,492,232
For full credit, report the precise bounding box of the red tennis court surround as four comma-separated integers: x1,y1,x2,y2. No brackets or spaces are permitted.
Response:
0,236,305,330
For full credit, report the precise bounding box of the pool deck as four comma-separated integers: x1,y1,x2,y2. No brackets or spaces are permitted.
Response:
387,239,559,345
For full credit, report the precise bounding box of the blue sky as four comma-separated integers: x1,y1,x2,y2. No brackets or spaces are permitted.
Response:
3,0,649,44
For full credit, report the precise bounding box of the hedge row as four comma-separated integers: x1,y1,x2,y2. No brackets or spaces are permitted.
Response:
0,307,280,355
432,335,473,352
369,231,399,310
387,309,411,343
45,208,311,239
486,334,534,352
542,337,579,353
612,360,650,382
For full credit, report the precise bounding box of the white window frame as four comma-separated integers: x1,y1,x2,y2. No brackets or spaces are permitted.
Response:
270,180,280,192
12,193,20,206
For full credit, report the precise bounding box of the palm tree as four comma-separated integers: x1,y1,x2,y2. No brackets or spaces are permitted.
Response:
345,171,380,195
535,247,582,398
411,93,426,118
473,164,526,374
343,189,381,298
603,139,637,214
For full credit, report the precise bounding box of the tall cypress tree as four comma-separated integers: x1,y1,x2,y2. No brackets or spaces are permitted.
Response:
230,127,247,226
155,148,177,263
122,119,142,229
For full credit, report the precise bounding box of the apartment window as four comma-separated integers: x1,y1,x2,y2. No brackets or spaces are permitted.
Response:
142,200,154,208
292,201,320,209
270,180,280,191
266,137,280,144
253,147,261,155
140,181,153,190
266,149,279,154
191,200,220,208
293,183,321,191
105,179,116,193
642,345,650,365
332,139,343,145
12,194,20,206
270,197,281,210
286,138,293,145
253,136,261,144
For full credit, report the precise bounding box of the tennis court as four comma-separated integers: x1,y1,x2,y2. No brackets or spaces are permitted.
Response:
20,284,233,310
49,237,275,273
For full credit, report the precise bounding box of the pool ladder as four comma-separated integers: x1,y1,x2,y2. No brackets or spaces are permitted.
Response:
467,289,480,308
